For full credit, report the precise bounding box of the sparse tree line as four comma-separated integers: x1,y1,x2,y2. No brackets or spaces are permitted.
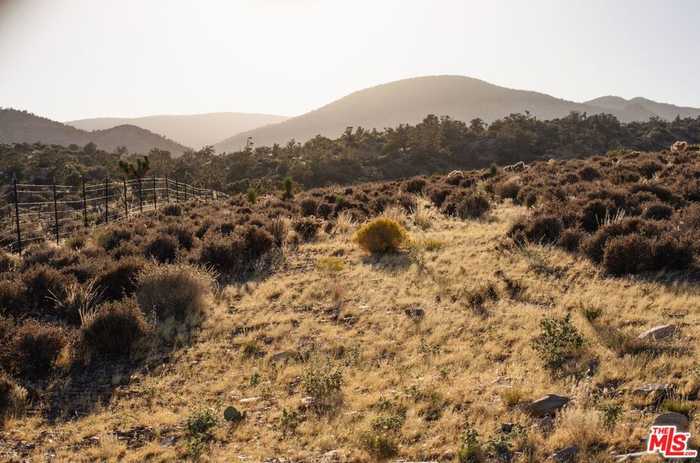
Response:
2,111,700,195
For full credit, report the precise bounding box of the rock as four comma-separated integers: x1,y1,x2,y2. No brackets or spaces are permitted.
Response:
632,383,671,395
320,450,344,463
224,405,244,422
653,412,689,432
239,397,262,404
528,394,570,417
552,446,577,462
404,307,425,320
638,324,676,341
268,351,300,364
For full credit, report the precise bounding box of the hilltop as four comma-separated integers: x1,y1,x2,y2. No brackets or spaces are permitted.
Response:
0,109,189,156
214,75,700,151
67,112,289,150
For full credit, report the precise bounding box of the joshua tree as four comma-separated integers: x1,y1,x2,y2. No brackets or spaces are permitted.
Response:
118,156,150,179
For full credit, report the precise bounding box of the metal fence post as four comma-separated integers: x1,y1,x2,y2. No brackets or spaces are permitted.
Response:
104,177,109,224
12,176,21,254
175,180,179,203
138,177,143,213
123,178,129,219
52,180,59,245
165,175,169,202
152,176,157,211
81,176,88,228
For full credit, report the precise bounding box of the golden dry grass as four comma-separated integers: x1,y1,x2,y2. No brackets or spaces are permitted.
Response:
2,201,699,462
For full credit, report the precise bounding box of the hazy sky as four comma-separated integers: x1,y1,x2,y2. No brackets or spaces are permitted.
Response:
1,0,699,121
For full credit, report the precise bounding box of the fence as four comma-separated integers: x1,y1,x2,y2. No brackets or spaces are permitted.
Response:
0,176,229,254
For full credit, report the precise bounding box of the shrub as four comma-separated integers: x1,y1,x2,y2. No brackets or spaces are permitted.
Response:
21,265,72,310
243,226,274,257
185,408,218,459
302,362,343,415
353,218,408,254
299,198,318,216
94,256,147,301
200,235,241,273
0,251,16,273
578,166,601,181
65,235,87,251
603,235,652,275
532,314,585,369
558,229,583,252
96,226,132,251
268,218,289,247
144,234,179,263
651,236,693,271
316,202,333,218
293,218,320,242
455,192,491,219
526,216,562,244
494,179,521,200
136,264,213,323
403,178,426,194
162,204,182,217
161,224,194,250
9,320,67,379
642,202,673,221
580,199,614,232
0,279,26,315
81,299,149,356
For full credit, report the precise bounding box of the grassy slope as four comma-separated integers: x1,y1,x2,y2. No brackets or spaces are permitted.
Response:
3,201,698,462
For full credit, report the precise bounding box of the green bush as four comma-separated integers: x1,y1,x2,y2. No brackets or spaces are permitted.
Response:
353,218,408,254
531,314,585,370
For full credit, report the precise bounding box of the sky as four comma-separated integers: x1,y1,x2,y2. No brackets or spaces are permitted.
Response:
1,0,699,122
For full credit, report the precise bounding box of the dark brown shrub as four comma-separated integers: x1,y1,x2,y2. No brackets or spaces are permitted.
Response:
494,180,521,200
396,193,417,212
317,203,333,219
195,220,214,239
428,187,450,208
403,178,426,194
293,218,320,242
578,166,601,181
0,252,15,273
638,161,663,179
81,299,148,356
300,198,319,216
96,226,132,251
161,224,194,250
515,188,537,207
558,229,583,252
21,245,80,271
21,265,72,310
580,199,614,232
9,321,66,379
0,279,25,315
651,236,693,271
162,204,182,217
603,235,652,275
455,192,490,219
642,202,673,221
200,235,241,273
94,256,147,301
144,234,179,263
525,216,563,244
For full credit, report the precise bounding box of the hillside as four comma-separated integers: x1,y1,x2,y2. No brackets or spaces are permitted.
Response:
214,75,700,151
67,112,289,150
587,95,700,120
0,109,189,156
2,148,700,461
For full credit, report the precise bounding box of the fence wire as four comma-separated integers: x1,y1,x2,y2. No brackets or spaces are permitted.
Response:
1,177,228,254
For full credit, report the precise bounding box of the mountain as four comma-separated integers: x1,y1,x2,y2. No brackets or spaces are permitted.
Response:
0,108,189,155
214,75,700,152
586,95,700,120
66,112,288,149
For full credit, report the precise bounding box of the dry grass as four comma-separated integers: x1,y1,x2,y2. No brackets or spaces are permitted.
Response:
4,202,700,462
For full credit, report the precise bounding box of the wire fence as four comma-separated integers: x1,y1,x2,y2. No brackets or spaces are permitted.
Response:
0,176,229,254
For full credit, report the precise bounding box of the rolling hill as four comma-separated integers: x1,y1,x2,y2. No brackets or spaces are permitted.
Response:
66,112,288,150
0,108,189,156
214,75,700,152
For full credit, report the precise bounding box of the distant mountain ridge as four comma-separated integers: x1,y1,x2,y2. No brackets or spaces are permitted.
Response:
66,112,288,149
214,75,700,152
0,108,189,155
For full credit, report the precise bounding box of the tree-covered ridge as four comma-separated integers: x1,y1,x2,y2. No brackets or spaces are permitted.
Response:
2,111,699,193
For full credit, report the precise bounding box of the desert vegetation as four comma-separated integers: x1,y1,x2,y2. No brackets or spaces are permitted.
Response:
1,142,700,461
